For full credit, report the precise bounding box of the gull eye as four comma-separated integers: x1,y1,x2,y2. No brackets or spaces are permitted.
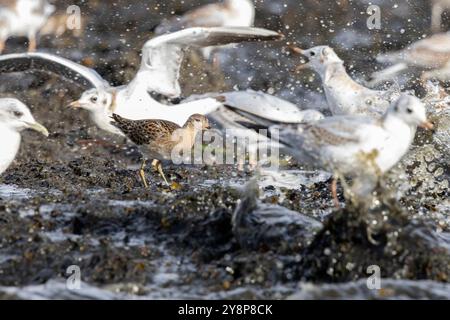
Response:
13,111,23,117
310,51,316,57
90,96,98,103
406,108,413,114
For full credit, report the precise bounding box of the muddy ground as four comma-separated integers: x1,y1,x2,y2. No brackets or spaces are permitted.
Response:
0,0,449,299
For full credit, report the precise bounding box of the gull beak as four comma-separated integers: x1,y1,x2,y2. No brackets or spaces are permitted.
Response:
26,122,49,137
68,100,82,109
290,46,305,55
419,121,434,130
289,46,309,72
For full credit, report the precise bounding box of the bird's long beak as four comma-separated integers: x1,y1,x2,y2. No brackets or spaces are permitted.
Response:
26,122,49,137
68,100,82,109
290,46,305,55
289,46,309,72
419,121,434,130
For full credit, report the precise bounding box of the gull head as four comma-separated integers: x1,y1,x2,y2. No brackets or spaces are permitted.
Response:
43,1,56,17
37,0,56,17
0,98,49,136
389,95,434,130
68,88,113,113
292,46,343,74
184,114,211,131
24,0,56,17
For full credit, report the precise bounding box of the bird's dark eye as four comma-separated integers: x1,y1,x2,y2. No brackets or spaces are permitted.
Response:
406,108,413,114
90,96,98,103
310,52,316,56
13,111,23,117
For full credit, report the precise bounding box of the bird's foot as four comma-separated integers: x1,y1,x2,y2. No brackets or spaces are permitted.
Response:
139,169,149,189
27,37,37,52
331,178,341,209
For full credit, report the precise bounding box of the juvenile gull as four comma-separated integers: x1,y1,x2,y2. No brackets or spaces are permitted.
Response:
370,32,450,85
0,27,284,135
0,98,49,175
111,113,210,188
275,95,434,206
0,0,55,53
292,46,397,117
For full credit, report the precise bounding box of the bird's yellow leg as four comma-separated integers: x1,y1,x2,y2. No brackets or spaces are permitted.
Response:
331,177,340,208
139,159,149,188
151,159,159,171
212,52,221,69
155,160,170,187
28,35,37,52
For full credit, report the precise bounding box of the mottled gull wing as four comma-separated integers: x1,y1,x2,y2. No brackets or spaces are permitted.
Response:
273,116,375,164
305,118,365,146
128,27,283,98
0,52,108,89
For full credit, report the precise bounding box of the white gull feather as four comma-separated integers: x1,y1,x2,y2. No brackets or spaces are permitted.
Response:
185,89,324,126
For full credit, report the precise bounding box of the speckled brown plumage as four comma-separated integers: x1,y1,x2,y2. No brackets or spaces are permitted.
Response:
112,114,180,147
111,113,211,187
